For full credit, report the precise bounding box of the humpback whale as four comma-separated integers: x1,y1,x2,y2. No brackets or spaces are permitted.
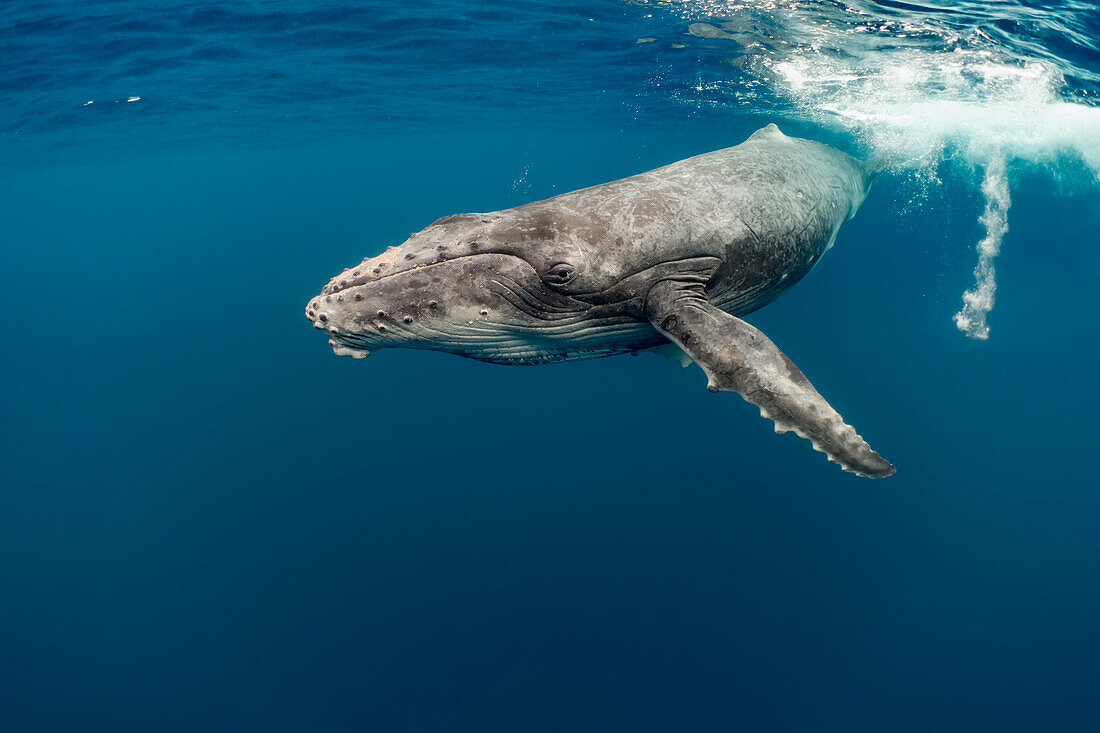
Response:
305,124,894,477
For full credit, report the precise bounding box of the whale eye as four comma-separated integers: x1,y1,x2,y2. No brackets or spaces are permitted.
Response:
544,262,576,285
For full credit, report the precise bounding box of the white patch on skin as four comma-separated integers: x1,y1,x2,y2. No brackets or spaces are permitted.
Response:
329,340,370,358
647,342,694,368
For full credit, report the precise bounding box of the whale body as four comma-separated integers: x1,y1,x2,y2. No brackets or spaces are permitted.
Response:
306,125,894,477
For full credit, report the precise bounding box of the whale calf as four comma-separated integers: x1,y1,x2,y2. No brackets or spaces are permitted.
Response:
305,124,894,477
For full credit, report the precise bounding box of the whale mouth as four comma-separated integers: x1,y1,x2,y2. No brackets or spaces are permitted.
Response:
306,253,586,348
304,253,652,364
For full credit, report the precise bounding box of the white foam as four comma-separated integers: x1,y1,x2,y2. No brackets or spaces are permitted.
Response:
774,48,1100,177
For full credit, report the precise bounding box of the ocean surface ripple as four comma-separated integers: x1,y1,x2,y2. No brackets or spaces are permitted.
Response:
3,1,1097,151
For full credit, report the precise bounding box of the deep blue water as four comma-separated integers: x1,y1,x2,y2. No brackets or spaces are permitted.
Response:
3,2,1100,731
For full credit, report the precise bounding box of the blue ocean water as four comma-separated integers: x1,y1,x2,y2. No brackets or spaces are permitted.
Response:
2,1,1099,730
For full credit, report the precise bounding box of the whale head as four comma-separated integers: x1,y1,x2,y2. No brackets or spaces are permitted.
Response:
304,212,647,364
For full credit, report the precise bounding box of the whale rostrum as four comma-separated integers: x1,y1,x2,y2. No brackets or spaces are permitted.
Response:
306,124,895,478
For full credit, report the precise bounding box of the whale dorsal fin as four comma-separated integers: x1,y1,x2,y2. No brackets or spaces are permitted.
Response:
643,280,895,478
748,123,785,141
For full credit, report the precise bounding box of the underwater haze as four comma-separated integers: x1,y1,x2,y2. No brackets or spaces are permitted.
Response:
3,1,1100,731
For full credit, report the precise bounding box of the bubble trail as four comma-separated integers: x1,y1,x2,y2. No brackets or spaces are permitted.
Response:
954,151,1011,340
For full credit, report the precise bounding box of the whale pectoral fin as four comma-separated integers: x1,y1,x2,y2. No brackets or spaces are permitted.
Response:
644,280,895,478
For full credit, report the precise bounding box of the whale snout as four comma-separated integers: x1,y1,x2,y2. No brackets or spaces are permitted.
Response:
304,293,375,358
304,296,325,327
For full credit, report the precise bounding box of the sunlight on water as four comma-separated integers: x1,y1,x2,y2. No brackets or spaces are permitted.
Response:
648,0,1100,338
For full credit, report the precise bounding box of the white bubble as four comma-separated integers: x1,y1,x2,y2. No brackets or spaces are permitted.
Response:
954,151,1011,340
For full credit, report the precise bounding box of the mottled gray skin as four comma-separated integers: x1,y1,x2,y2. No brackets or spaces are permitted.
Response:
305,125,894,477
